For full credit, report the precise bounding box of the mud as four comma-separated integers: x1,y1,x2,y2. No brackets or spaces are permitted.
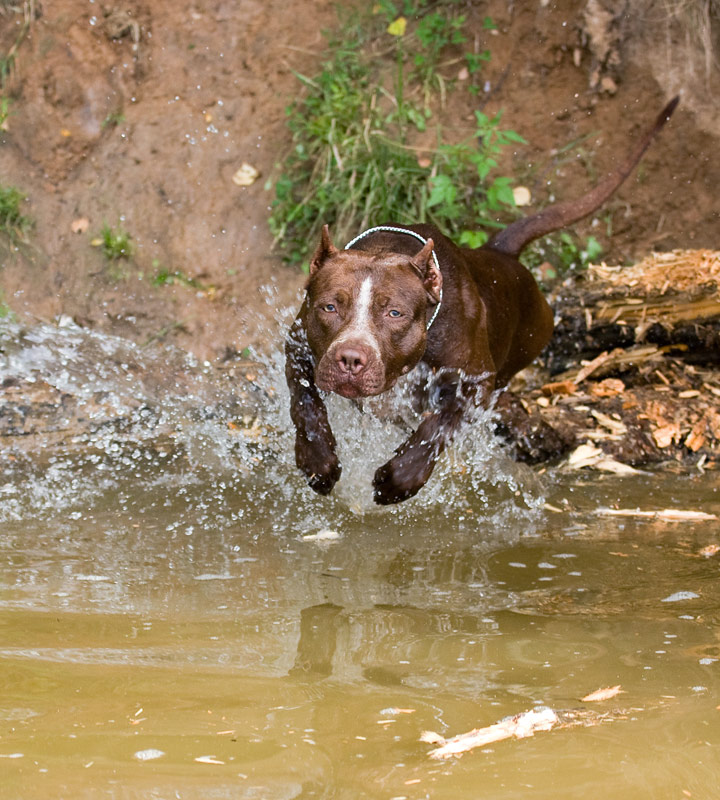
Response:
0,0,718,361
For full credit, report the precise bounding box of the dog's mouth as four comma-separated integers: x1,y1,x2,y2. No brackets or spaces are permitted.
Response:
334,382,365,399
316,373,396,399
327,379,396,399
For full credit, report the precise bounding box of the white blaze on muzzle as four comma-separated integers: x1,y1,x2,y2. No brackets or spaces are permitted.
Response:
331,275,381,358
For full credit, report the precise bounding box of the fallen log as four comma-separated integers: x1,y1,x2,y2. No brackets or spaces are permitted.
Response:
503,250,720,469
545,249,720,374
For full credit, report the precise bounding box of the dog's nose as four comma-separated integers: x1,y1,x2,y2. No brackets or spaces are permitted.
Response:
336,346,367,375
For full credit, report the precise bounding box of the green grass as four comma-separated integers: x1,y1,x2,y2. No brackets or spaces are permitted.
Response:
98,223,134,261
0,95,9,129
0,4,35,248
268,2,524,268
522,231,603,283
0,287,12,320
152,264,203,289
0,183,32,243
1,0,34,99
101,110,126,129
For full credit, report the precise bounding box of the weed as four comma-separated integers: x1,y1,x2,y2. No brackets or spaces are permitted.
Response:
102,110,126,128
152,265,202,289
0,287,13,320
0,95,9,129
0,183,32,243
1,2,37,136
269,2,523,268
523,231,603,283
409,9,466,98
97,222,134,261
0,0,34,89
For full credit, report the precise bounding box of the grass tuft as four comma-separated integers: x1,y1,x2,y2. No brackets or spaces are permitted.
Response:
268,2,524,269
0,183,32,243
98,223,134,261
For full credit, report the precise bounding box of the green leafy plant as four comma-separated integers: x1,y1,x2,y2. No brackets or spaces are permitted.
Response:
102,109,126,129
411,10,466,95
522,231,603,283
0,96,9,129
0,287,13,320
97,222,134,261
0,183,32,243
268,3,523,268
152,265,203,289
430,110,525,247
0,0,33,89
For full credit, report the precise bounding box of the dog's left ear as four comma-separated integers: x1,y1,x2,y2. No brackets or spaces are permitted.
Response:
309,224,339,277
410,239,442,304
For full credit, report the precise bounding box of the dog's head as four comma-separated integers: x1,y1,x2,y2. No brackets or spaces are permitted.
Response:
304,225,442,399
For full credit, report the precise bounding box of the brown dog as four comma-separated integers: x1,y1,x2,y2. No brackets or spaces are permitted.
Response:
285,97,679,504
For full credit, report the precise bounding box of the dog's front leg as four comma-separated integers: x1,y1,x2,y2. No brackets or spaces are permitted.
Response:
285,320,341,495
373,370,491,505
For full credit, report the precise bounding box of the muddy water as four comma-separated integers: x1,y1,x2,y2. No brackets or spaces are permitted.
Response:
2,319,720,799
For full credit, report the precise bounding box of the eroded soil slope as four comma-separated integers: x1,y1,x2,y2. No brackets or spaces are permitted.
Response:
0,0,718,359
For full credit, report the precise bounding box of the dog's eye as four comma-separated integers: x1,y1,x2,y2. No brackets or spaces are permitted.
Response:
388,309,402,318
322,303,336,313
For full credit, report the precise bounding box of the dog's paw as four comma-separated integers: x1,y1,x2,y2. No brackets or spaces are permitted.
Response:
296,437,341,496
372,453,433,505
307,460,342,496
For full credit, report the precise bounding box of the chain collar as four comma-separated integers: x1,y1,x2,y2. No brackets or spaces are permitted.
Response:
344,225,443,331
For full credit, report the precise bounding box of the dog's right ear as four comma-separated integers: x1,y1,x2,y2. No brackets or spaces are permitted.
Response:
309,224,339,277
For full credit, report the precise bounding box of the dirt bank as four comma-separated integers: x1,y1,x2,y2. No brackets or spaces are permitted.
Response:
0,0,718,361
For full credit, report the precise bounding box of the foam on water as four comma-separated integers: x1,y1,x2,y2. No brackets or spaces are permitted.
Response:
0,299,546,534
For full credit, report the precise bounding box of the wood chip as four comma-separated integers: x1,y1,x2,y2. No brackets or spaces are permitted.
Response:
589,378,625,398
596,508,717,522
542,379,577,397
697,544,720,558
653,423,681,448
302,529,341,542
574,351,613,383
232,163,259,186
513,186,531,206
379,707,416,716
708,411,720,439
71,217,90,234
591,409,628,435
581,685,623,703
685,421,706,452
566,444,642,475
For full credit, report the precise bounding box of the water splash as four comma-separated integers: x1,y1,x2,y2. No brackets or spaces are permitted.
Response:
0,302,545,534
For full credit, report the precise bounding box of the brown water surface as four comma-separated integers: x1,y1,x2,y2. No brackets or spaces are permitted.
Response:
2,468,720,799
2,322,720,798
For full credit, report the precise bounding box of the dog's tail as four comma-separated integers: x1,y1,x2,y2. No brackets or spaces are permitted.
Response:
486,95,679,257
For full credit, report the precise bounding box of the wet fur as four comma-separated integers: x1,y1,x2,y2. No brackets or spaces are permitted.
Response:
285,97,679,504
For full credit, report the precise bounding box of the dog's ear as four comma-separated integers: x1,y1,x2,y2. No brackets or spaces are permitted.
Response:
309,224,339,277
410,239,442,304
